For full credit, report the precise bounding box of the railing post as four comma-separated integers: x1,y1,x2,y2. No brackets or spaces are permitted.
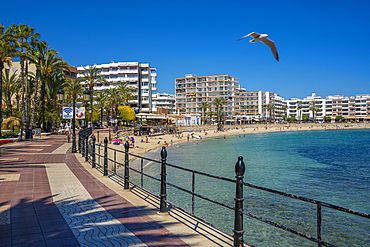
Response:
78,131,81,153
234,156,245,247
159,146,168,213
103,137,108,177
141,158,144,188
124,141,130,190
114,150,117,174
85,133,89,162
91,135,96,168
317,205,322,247
82,133,85,157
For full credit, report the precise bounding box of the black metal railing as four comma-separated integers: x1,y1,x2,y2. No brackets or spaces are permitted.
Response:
77,133,370,247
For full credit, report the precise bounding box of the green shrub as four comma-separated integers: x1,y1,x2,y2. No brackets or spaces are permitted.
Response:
3,132,18,138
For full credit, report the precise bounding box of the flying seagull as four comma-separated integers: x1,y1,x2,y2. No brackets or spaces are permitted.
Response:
237,32,279,62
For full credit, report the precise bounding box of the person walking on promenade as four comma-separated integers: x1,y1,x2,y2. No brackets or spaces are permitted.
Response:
65,122,71,137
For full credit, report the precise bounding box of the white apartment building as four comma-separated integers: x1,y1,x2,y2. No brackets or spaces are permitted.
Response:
286,93,370,121
236,90,286,121
175,74,239,120
77,62,157,113
152,92,176,113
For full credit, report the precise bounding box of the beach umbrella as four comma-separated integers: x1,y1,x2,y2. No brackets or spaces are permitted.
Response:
1,116,24,130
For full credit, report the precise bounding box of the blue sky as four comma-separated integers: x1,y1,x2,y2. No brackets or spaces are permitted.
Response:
3,0,370,99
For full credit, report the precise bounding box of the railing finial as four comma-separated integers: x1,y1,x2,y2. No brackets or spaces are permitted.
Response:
161,146,167,159
235,156,245,177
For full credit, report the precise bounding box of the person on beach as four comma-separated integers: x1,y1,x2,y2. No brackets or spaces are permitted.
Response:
196,140,198,145
187,134,190,141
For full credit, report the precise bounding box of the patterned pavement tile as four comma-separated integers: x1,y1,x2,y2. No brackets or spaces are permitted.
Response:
46,163,147,247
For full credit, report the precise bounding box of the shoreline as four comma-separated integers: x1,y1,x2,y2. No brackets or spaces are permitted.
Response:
95,122,370,170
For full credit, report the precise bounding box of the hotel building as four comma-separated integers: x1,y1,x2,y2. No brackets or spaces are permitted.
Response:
152,92,176,113
175,74,239,120
77,62,157,113
286,93,370,121
237,90,285,121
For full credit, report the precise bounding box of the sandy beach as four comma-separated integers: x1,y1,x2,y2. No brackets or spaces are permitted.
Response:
92,122,370,170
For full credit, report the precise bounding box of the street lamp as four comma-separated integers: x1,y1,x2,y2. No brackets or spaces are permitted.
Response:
83,88,91,102
57,88,64,103
83,88,91,127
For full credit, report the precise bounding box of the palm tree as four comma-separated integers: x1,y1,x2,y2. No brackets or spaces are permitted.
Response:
106,87,126,125
212,97,227,131
6,24,40,138
309,100,320,122
0,24,17,137
297,101,303,123
64,79,83,102
198,102,209,125
117,82,134,106
282,105,288,121
28,39,47,130
77,65,107,129
207,111,214,125
39,47,69,131
263,103,276,122
44,73,68,131
94,91,109,127
2,68,19,116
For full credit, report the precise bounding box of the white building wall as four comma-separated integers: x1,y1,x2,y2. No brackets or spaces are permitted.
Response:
77,62,157,113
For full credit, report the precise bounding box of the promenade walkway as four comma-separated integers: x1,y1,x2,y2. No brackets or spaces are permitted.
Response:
0,135,233,246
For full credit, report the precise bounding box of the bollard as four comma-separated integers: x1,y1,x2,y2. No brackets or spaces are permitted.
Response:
159,146,168,213
103,137,108,177
82,133,85,157
91,135,96,168
233,156,245,247
85,133,89,162
124,141,130,190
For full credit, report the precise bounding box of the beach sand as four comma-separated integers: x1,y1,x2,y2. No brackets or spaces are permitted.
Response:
92,122,370,170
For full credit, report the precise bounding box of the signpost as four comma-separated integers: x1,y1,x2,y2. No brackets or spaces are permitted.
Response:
63,107,85,119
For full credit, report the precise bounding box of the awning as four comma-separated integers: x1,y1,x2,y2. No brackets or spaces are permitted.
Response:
136,113,166,119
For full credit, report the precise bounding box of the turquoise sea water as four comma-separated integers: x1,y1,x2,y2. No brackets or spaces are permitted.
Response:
130,129,370,246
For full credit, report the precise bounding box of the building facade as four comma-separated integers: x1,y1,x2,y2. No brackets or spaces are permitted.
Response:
286,93,370,121
77,62,157,113
237,90,285,121
175,74,239,120
151,92,176,113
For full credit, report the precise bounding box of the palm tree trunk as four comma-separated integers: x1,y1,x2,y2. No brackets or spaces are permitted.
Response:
30,64,41,130
24,58,31,139
6,90,12,116
39,75,47,131
20,57,26,127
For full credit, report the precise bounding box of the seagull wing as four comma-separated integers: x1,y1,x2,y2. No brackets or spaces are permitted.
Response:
261,38,279,62
236,34,249,42
247,32,260,38
236,32,260,42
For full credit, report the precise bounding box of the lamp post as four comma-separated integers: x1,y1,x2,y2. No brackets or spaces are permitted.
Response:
57,88,79,153
57,88,65,137
83,88,91,127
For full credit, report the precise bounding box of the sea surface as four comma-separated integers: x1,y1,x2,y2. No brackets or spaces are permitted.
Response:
129,129,370,246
